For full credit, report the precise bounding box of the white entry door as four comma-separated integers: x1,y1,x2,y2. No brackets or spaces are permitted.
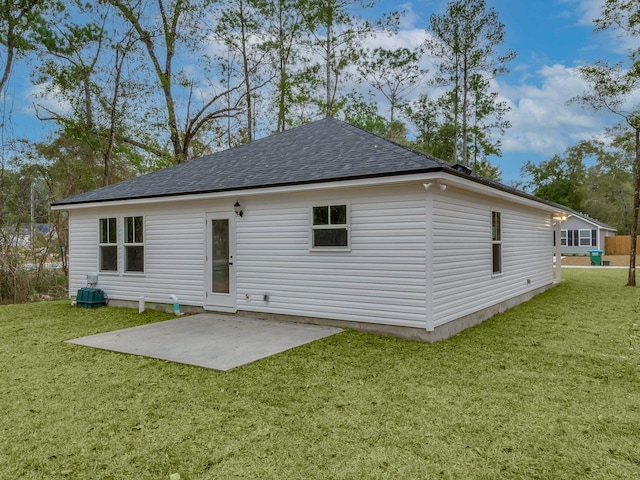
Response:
205,213,236,311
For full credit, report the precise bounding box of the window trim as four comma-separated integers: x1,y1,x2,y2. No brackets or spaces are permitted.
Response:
98,217,118,273
562,228,596,247
491,210,502,276
309,203,351,252
124,216,145,274
579,229,593,247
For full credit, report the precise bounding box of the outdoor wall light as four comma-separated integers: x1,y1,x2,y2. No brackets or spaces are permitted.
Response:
234,201,243,217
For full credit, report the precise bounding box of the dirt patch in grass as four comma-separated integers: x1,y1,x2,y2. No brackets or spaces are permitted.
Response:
561,254,638,266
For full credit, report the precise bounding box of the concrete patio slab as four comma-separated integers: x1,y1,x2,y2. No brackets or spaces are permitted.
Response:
66,313,342,371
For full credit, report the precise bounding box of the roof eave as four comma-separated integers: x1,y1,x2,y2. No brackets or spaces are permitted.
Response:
51,168,446,210
51,166,569,217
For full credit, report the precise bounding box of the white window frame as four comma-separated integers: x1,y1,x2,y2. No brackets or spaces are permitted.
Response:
98,217,118,273
309,203,351,251
579,229,592,247
491,210,502,276
560,229,567,247
124,216,145,274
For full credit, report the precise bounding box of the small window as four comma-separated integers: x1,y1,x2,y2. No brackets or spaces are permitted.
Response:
124,216,144,273
560,230,567,246
311,204,349,249
99,218,118,272
491,211,502,275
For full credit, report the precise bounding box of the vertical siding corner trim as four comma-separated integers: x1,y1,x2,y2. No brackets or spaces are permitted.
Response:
424,183,437,331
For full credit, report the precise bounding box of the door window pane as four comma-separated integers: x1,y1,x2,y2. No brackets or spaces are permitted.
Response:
212,219,230,294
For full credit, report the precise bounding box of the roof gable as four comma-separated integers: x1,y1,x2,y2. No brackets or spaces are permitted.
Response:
53,118,445,206
566,212,617,231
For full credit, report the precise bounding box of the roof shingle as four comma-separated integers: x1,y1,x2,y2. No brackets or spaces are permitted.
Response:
53,118,445,206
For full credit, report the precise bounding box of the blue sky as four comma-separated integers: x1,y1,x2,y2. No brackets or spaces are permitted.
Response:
3,0,637,184
368,0,638,183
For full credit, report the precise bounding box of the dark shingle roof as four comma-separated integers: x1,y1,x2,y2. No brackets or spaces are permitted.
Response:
52,118,446,206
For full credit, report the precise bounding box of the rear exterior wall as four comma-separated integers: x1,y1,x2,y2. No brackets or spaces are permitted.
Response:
67,183,429,329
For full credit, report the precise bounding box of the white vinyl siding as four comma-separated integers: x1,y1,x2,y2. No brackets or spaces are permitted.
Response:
67,185,427,328
236,186,427,328
69,202,207,306
431,187,552,327
65,179,556,333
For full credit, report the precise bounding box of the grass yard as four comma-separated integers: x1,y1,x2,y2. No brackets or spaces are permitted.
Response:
1,269,640,479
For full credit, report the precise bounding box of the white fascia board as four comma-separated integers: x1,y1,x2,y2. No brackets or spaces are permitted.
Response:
52,170,568,215
51,172,441,211
566,214,617,232
424,172,569,215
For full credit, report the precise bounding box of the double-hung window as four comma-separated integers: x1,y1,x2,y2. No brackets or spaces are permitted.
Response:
124,216,144,273
491,211,502,275
99,218,118,272
311,204,349,249
579,229,593,247
560,230,567,246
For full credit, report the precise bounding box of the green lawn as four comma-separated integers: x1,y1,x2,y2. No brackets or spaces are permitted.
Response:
1,269,639,479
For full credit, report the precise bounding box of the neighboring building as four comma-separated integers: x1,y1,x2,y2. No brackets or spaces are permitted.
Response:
51,118,569,341
3,223,54,249
554,211,617,255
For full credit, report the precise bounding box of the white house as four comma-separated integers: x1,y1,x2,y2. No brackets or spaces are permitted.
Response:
52,119,569,341
554,211,617,255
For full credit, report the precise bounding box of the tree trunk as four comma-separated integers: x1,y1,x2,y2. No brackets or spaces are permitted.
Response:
461,55,469,166
0,15,15,94
277,10,287,132
325,21,332,118
104,47,126,187
239,0,252,142
628,127,640,286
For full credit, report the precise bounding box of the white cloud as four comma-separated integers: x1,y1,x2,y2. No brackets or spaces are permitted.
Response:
562,0,602,27
397,2,420,30
563,0,640,55
498,63,608,156
24,83,73,118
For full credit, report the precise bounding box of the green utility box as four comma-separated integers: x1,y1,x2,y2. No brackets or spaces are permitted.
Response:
76,287,106,308
589,250,603,266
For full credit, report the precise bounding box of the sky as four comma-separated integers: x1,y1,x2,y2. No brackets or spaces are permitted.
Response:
368,0,639,183
2,0,638,185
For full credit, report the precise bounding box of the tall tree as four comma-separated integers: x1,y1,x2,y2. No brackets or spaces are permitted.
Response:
107,0,246,163
357,47,423,122
299,0,398,118
467,73,510,165
574,0,640,286
0,0,49,94
215,0,271,143
407,93,454,160
262,0,304,132
424,0,515,166
520,143,590,211
582,127,635,234
32,1,140,186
